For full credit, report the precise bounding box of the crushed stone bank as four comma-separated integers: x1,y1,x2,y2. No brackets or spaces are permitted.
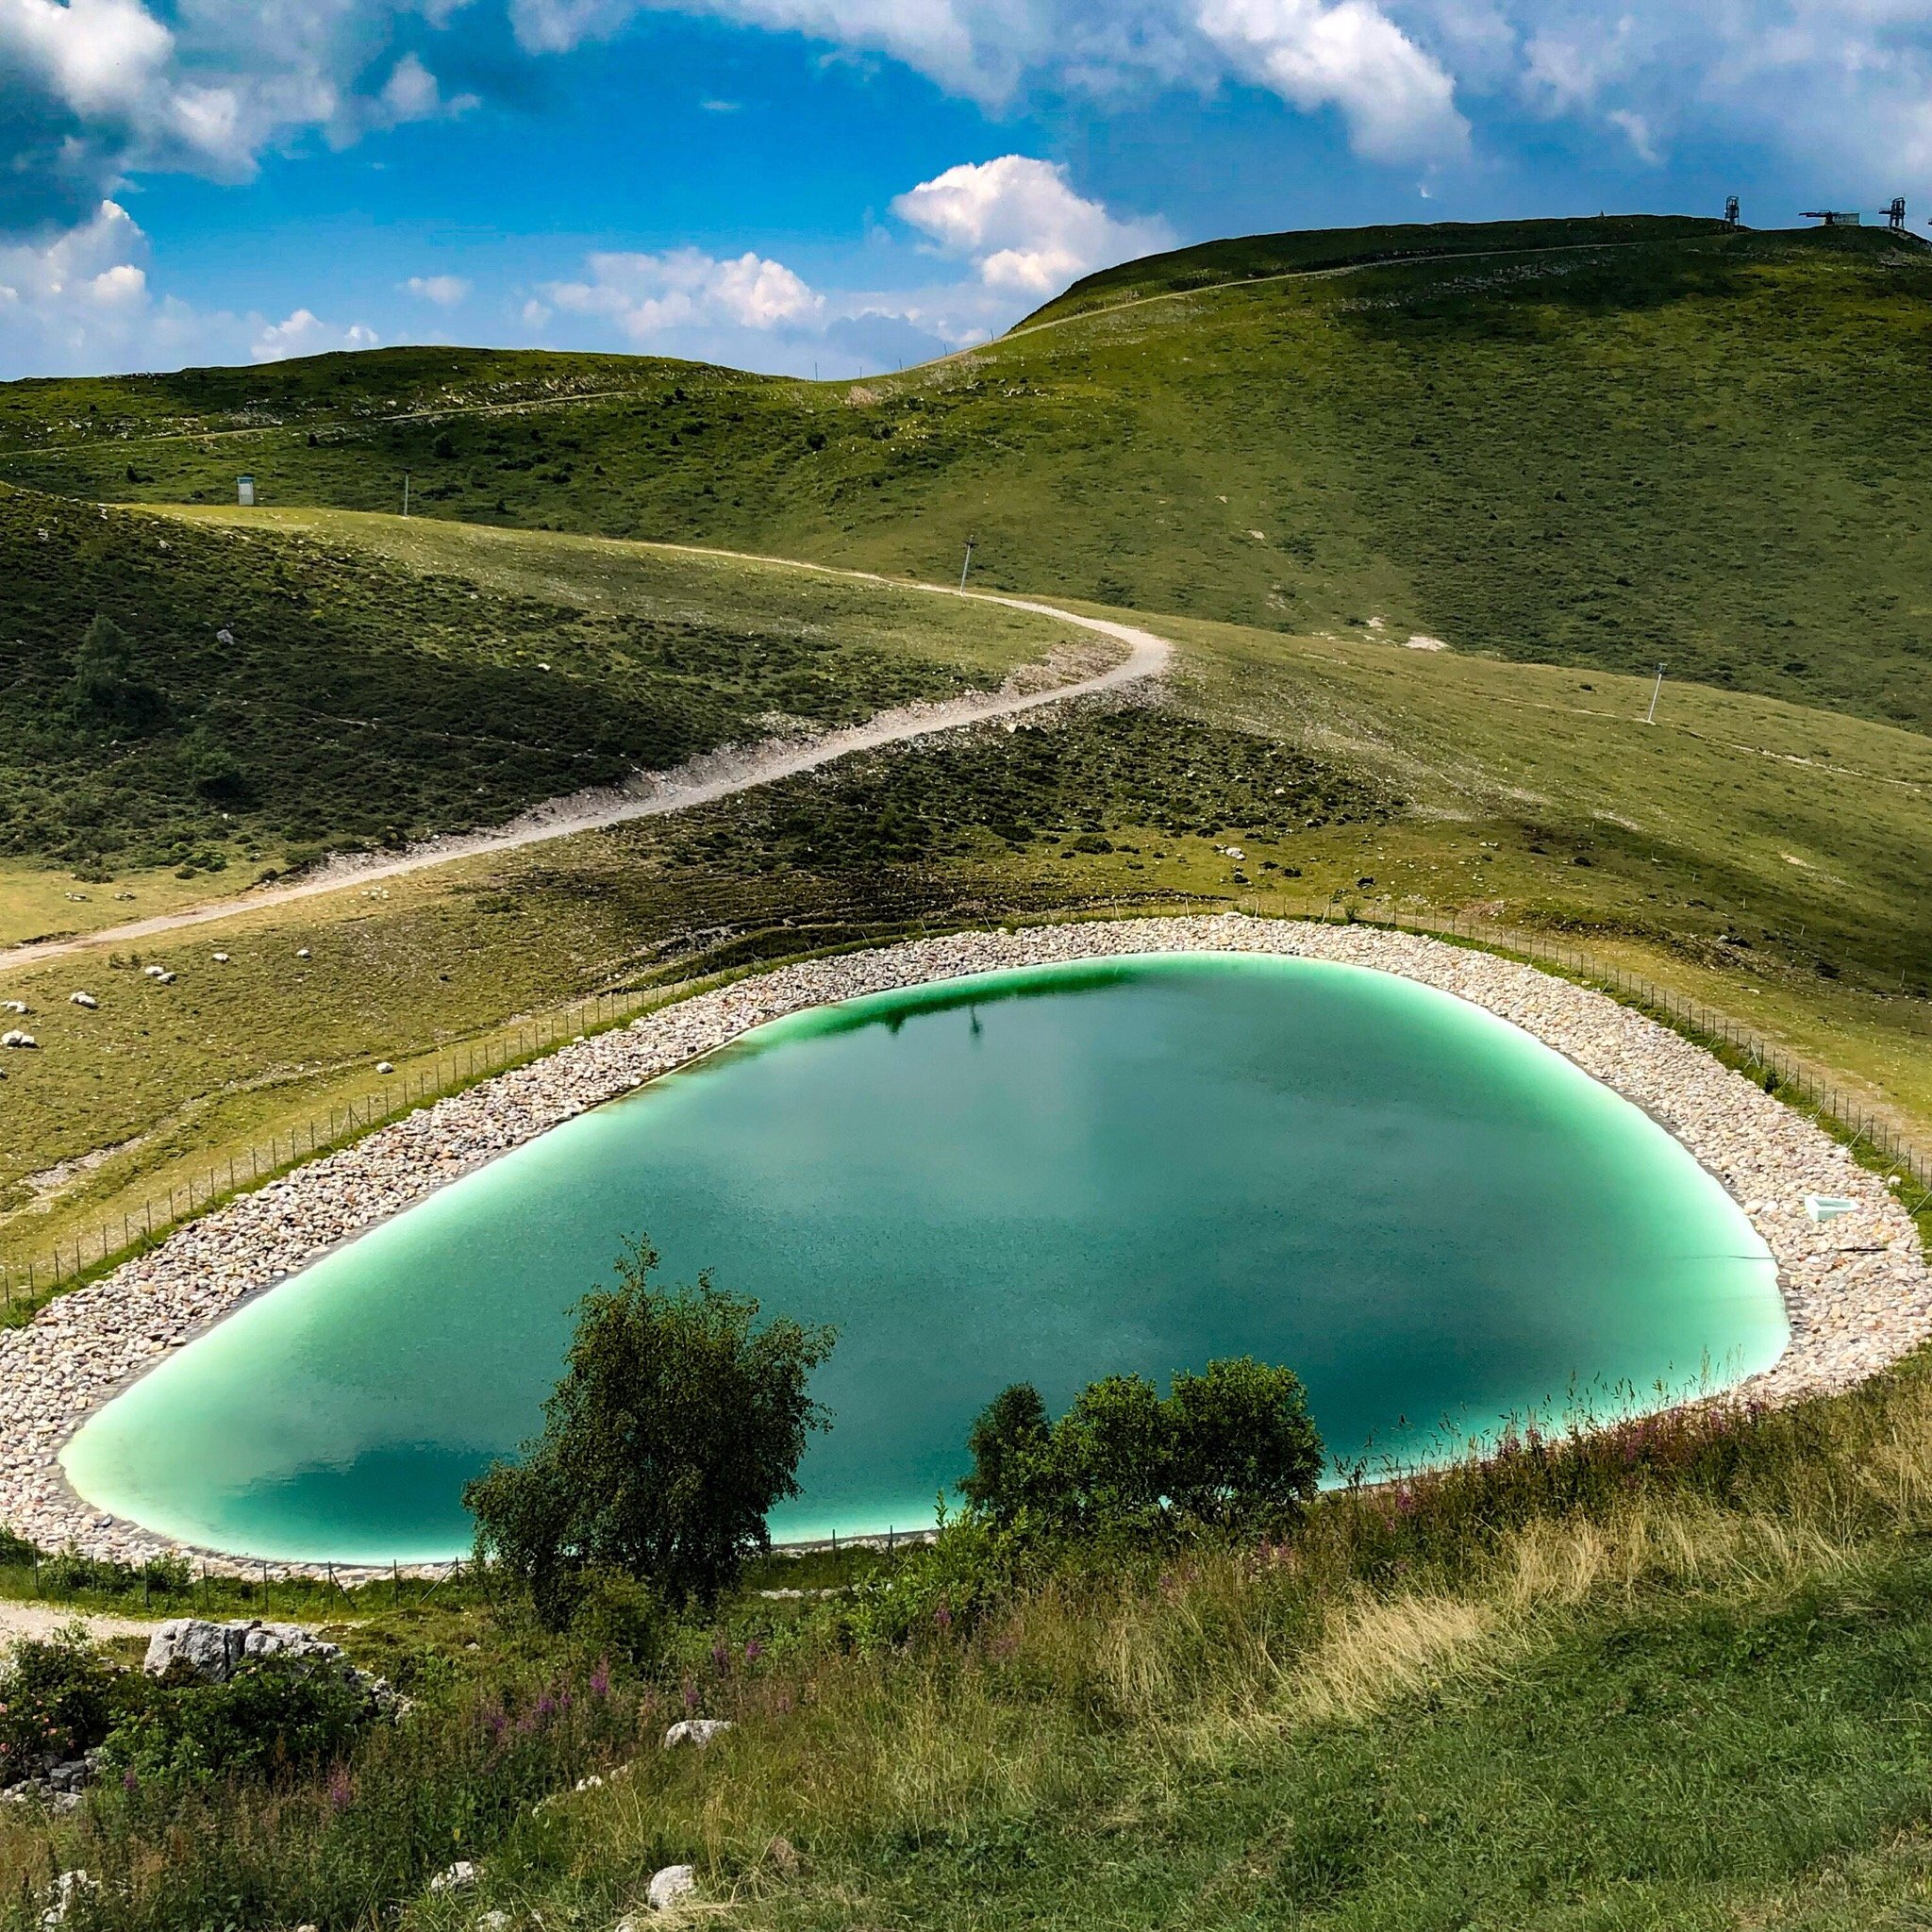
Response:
3,914,1925,1575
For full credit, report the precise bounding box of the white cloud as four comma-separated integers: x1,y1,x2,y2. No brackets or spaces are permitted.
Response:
1197,0,1468,162
404,272,472,306
892,155,1174,295
251,308,380,361
542,246,824,337
0,199,394,376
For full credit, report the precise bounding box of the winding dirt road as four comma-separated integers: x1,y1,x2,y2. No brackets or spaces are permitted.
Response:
5,561,1173,973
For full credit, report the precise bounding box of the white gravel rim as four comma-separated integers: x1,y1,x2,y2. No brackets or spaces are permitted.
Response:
5,912,1926,1577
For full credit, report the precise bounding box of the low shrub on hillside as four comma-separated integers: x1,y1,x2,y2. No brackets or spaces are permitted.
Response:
667,706,1391,873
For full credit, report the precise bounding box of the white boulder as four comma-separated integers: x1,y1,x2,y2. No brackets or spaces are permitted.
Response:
646,1866,695,1912
68,992,97,1009
661,1718,732,1750
3,1031,38,1049
428,1861,476,1895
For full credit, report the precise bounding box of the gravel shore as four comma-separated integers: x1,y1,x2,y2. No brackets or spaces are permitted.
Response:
5,913,1925,1575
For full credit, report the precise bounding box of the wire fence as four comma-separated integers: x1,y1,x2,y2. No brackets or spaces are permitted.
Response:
6,897,1926,1321
1,982,661,1318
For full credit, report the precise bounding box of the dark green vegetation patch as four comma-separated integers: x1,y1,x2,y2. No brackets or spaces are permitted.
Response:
0,485,984,872
666,706,1391,872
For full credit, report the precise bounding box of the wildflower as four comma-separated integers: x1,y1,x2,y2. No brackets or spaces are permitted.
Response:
327,1770,353,1811
682,1681,699,1712
743,1639,764,1664
933,1605,953,1631
535,1694,558,1721
711,1641,730,1674
121,1771,139,1793
589,1662,610,1698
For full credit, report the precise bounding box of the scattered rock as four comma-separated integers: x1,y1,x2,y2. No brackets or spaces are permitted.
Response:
429,1860,477,1894
68,992,97,1009
2,1031,38,1048
662,1718,733,1750
646,1866,695,1912
212,953,229,963
765,1836,801,1876
375,1061,395,1074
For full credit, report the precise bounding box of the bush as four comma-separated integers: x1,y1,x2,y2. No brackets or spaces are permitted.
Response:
0,1628,123,1781
467,1238,836,1623
961,1357,1325,1541
99,1659,373,1787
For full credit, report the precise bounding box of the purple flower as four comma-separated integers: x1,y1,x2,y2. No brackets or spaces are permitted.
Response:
589,1663,610,1698
327,1770,353,1811
683,1681,700,1711
744,1640,764,1664
535,1694,558,1721
121,1770,140,1793
711,1642,730,1674
933,1605,953,1630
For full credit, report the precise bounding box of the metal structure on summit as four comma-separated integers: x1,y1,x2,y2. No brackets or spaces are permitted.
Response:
1724,196,1740,229
1799,201,1909,228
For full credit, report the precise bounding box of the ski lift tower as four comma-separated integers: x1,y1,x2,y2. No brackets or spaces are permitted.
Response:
1724,195,1740,228
1801,208,1861,226
1889,196,1908,231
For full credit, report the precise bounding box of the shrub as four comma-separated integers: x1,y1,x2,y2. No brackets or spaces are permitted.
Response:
98,1659,372,1787
960,1357,1324,1541
467,1238,836,1623
0,1628,123,1781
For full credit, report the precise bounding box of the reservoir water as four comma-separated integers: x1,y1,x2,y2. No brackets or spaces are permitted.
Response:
62,954,1787,1561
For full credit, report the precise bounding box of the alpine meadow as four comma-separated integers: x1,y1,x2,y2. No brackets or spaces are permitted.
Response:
3,205,1932,1932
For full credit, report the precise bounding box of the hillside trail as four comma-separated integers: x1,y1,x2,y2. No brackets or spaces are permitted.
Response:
3,558,1174,973
0,1601,157,1643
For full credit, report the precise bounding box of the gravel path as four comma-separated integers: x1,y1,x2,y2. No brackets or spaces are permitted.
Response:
0,1603,156,1643
2,574,1171,972
3,914,1925,1576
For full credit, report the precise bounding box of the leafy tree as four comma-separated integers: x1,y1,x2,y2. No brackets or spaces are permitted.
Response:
1166,1357,1325,1528
960,1357,1324,1541
68,612,165,732
465,1239,835,1624
958,1382,1050,1524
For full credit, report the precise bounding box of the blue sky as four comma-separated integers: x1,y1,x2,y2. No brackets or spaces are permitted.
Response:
3,0,1930,379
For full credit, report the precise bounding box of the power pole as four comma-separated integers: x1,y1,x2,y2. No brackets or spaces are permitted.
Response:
402,471,411,518
959,535,975,591
1645,664,1665,724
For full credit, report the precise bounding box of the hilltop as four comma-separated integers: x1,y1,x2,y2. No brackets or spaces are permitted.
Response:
5,218,1932,731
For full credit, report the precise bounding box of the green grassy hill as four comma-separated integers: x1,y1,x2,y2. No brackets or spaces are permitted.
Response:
0,485,1064,889
5,218,1931,730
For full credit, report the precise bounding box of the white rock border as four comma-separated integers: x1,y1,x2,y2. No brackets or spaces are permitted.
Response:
5,913,1927,1574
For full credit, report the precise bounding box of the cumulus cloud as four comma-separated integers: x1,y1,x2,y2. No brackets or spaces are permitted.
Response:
0,199,382,376
404,272,472,305
892,155,1174,295
1197,0,1468,162
252,308,381,361
542,246,824,337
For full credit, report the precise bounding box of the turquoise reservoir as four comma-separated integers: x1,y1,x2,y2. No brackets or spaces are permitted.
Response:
61,955,1787,1562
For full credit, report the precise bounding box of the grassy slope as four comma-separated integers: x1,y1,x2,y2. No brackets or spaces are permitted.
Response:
0,490,1066,917
5,515,1928,1290
5,222,1932,731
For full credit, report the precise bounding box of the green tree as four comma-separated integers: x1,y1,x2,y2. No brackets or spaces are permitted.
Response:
958,1382,1050,1524
960,1357,1324,1541
68,612,165,732
464,1239,835,1624
1166,1357,1324,1530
